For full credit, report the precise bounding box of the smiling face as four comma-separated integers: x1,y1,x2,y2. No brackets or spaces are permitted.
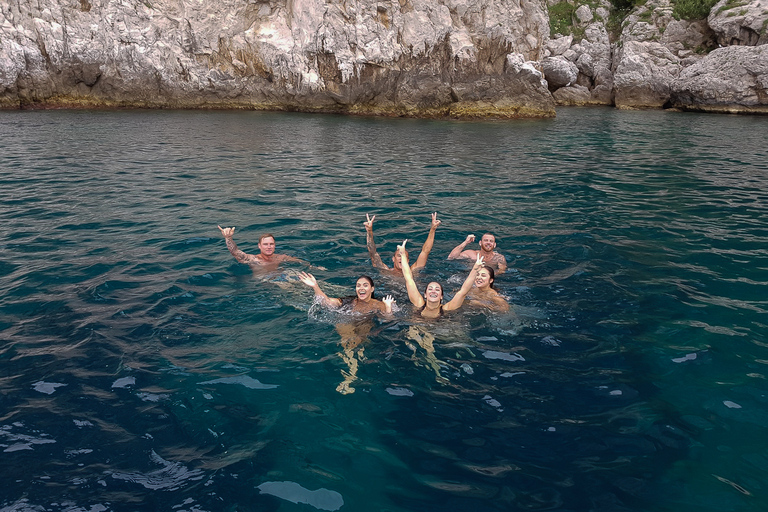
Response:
258,235,276,256
475,267,494,290
480,234,496,253
424,282,443,304
356,277,374,301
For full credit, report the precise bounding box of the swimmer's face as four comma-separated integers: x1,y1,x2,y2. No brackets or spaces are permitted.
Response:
480,234,496,252
258,236,276,256
475,268,493,289
356,277,374,301
424,282,443,303
393,249,408,270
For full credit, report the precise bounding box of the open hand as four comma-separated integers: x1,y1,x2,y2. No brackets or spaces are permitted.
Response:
298,271,317,288
382,295,395,308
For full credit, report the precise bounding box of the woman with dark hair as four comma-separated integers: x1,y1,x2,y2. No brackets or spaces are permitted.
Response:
298,272,394,394
397,240,483,382
298,273,394,315
467,265,510,312
397,239,483,319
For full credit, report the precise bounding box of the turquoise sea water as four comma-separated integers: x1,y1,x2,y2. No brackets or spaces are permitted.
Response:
1,108,767,512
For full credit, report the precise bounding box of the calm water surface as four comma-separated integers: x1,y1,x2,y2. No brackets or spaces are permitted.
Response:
1,108,767,512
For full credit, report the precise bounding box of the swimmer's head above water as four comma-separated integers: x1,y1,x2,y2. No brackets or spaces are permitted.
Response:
257,233,276,256
479,233,497,253
424,281,444,304
475,265,496,290
355,275,376,301
392,247,409,270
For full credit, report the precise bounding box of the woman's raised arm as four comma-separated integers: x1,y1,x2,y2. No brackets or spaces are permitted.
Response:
399,240,425,308
444,254,484,312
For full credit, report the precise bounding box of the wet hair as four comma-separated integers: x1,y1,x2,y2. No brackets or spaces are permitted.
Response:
341,275,376,305
358,275,375,289
259,233,276,244
480,265,496,289
424,281,444,300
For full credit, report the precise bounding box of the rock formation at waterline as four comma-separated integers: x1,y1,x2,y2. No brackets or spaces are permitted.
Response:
545,0,768,114
1,0,766,117
0,0,555,118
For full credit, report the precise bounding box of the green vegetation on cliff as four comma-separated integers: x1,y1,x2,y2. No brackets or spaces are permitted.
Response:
672,0,720,19
548,0,720,39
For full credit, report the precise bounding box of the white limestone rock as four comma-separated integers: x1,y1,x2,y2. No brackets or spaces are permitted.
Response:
613,40,682,108
552,83,591,104
708,0,768,46
541,56,579,89
545,35,574,57
575,5,594,25
670,45,768,113
620,0,716,56
0,0,555,117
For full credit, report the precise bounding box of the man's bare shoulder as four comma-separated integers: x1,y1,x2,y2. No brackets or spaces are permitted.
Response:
490,252,507,263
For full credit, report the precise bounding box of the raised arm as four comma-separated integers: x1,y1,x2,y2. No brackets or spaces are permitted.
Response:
444,254,484,311
412,212,441,271
298,272,342,308
399,240,425,308
218,226,259,264
364,214,389,270
447,234,476,260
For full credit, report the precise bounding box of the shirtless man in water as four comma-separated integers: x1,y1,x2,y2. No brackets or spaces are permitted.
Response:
364,212,440,276
448,233,507,273
218,226,310,271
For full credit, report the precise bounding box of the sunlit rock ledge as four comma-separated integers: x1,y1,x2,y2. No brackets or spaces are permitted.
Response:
0,0,556,118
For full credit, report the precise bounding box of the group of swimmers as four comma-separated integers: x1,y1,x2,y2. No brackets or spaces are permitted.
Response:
218,213,510,316
218,214,512,392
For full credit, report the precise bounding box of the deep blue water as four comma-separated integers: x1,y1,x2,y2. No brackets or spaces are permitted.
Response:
1,108,767,512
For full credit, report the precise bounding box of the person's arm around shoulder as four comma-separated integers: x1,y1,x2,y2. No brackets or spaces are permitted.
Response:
447,234,476,260
413,212,440,271
399,240,425,308
364,214,389,270
444,254,484,312
218,226,259,264
298,272,342,308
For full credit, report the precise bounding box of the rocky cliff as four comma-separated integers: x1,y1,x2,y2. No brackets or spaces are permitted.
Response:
545,0,768,114
0,0,766,117
0,0,555,117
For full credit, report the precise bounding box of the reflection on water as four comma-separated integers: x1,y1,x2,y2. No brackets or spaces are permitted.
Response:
0,108,767,511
